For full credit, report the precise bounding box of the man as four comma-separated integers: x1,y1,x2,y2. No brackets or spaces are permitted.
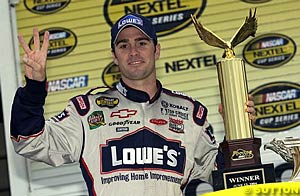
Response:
11,13,255,195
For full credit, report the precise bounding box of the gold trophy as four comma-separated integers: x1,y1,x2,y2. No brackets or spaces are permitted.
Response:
265,137,300,182
191,9,276,190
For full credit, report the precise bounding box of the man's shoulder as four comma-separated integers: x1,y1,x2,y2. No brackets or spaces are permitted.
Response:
68,86,117,115
162,88,198,103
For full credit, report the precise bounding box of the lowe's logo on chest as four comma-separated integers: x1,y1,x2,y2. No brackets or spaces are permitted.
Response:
100,127,186,175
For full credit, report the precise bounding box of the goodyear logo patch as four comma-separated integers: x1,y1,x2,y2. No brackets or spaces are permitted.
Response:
100,127,186,175
24,0,71,14
243,33,296,69
88,111,106,130
102,62,121,88
250,81,300,132
104,0,206,36
29,27,77,59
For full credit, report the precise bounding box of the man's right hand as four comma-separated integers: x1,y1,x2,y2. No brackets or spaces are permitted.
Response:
18,28,49,81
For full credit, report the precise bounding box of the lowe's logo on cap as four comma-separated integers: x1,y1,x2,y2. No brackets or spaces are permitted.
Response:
111,13,157,50
118,14,143,29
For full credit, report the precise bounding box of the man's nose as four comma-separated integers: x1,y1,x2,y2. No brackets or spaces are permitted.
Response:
129,45,138,56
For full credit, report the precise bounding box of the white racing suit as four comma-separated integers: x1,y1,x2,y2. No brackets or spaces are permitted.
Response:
11,78,218,196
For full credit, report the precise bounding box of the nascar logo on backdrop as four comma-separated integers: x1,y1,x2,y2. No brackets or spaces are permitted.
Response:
102,62,121,88
24,0,71,14
29,27,77,59
103,0,207,36
250,81,300,132
243,33,296,69
46,75,88,93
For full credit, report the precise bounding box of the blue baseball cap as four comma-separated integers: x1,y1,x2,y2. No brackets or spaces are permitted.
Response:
111,13,157,50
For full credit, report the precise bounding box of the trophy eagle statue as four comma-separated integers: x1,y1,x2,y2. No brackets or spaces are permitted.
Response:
191,8,257,59
264,137,300,181
264,138,294,162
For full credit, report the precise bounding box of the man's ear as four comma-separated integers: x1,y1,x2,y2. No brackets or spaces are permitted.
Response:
112,51,118,65
155,43,161,60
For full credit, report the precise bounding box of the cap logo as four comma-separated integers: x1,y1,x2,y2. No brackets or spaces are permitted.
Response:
118,15,143,29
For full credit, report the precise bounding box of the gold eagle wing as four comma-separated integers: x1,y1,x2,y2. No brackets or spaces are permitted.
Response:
191,14,228,49
230,8,258,48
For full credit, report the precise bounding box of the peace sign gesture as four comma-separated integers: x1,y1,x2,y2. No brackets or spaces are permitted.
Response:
18,28,49,81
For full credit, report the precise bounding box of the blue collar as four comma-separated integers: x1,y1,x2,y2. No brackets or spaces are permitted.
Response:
116,79,162,103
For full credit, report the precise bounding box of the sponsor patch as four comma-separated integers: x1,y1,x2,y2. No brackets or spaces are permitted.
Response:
118,14,143,29
243,33,296,69
109,120,140,127
88,111,106,130
250,81,300,132
100,127,186,175
150,119,168,125
52,109,69,122
110,109,137,118
71,95,90,116
76,96,87,110
96,96,119,108
116,127,129,132
193,102,207,126
161,108,189,120
196,105,205,119
169,117,184,133
161,100,188,111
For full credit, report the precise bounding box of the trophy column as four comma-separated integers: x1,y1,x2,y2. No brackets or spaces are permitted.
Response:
217,58,261,168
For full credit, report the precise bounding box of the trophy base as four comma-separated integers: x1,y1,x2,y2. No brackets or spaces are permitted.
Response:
212,163,276,190
220,137,262,168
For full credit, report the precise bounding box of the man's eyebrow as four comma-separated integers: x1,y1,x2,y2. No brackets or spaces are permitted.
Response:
115,39,128,46
136,37,151,42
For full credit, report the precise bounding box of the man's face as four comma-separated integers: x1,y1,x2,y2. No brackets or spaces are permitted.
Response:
112,27,160,82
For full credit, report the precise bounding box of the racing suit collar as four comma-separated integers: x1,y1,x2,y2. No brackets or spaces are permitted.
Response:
116,79,162,103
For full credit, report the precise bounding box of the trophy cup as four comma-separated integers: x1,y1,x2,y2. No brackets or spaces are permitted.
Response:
191,9,276,190
265,137,300,182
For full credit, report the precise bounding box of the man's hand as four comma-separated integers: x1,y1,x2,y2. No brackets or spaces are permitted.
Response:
245,95,255,121
18,28,49,81
218,95,256,122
